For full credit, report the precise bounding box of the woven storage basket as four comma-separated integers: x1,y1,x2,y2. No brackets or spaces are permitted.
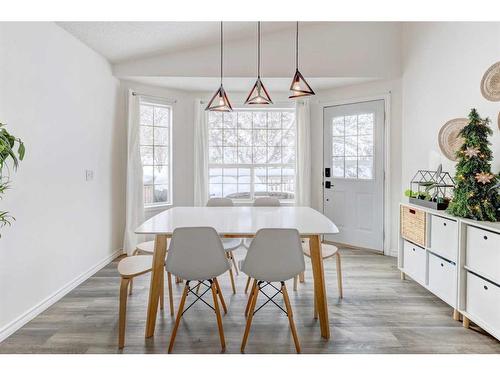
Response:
400,205,426,247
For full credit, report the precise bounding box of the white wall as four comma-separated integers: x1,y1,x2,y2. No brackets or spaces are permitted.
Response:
0,23,125,339
402,23,500,189
120,81,197,219
311,79,403,255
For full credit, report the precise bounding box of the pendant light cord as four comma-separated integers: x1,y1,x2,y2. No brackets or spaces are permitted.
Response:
257,21,261,78
295,21,299,70
220,21,223,86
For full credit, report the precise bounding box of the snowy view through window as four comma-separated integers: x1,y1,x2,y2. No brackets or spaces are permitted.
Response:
208,109,296,201
139,101,172,206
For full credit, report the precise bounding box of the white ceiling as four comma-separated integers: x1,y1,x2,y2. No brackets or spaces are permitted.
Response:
123,76,378,93
57,21,302,63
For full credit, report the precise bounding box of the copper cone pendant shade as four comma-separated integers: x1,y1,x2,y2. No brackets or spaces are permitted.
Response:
289,69,315,98
206,84,233,112
245,77,273,105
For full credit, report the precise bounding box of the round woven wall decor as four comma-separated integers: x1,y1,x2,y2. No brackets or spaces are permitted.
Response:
481,62,500,101
438,118,468,161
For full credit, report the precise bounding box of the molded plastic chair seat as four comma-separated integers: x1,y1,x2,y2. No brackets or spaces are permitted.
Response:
240,228,304,353
166,226,230,353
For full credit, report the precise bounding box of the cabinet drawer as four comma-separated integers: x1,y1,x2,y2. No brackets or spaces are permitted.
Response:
403,240,426,285
466,226,500,282
401,206,426,247
430,215,457,262
428,253,456,306
466,272,500,334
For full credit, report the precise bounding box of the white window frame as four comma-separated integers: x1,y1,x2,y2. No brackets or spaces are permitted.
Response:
207,108,297,203
139,98,173,208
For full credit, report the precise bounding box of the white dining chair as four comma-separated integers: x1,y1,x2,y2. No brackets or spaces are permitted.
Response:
240,228,304,353
117,254,172,349
243,196,281,293
206,197,242,294
294,240,343,306
166,227,230,353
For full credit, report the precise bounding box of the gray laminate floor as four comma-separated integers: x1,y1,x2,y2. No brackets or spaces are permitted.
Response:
0,248,498,354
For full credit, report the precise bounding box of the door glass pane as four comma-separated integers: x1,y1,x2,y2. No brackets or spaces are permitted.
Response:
358,157,373,179
345,157,357,178
330,112,375,180
332,157,344,178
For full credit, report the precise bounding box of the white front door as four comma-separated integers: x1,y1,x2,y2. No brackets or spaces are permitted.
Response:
323,100,385,251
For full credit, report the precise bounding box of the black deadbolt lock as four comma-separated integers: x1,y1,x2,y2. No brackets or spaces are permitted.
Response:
325,168,331,177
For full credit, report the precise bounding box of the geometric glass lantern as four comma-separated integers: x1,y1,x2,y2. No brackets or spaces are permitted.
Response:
206,22,233,112
289,21,315,99
245,22,273,105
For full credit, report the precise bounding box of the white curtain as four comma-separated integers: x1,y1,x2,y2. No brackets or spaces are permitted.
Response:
193,99,209,206
295,99,311,206
123,90,145,255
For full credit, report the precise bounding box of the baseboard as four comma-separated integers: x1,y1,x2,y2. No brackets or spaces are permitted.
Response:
0,248,124,343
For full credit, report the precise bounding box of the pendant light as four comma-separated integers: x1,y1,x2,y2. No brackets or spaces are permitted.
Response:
206,22,233,112
244,22,273,105
289,21,315,98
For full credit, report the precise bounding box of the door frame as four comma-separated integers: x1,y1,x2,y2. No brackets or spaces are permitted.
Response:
320,93,391,255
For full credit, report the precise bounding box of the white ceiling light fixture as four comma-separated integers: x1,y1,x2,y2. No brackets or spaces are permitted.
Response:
289,21,315,99
206,22,233,112
244,22,273,105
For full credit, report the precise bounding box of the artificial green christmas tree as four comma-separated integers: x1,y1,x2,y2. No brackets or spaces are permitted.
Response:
447,109,499,221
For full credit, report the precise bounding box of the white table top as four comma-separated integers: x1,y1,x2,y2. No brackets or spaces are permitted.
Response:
136,206,339,236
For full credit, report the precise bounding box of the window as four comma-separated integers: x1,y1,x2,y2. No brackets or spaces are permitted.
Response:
139,99,172,206
208,109,296,201
331,113,374,179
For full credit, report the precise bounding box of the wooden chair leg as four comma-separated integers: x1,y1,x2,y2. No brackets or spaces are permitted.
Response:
128,278,134,295
230,251,239,276
293,276,298,291
245,279,258,317
159,271,164,310
167,272,174,316
282,282,301,353
463,316,471,329
299,271,305,283
168,283,189,353
313,290,318,320
214,278,227,314
336,252,343,299
244,276,252,294
211,280,226,352
228,268,236,294
241,281,259,353
453,309,460,321
195,282,202,294
118,277,130,349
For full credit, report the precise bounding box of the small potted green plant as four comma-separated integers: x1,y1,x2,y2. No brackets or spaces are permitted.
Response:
0,122,25,236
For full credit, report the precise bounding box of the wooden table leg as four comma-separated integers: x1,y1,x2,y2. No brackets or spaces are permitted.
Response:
145,234,168,338
309,234,330,339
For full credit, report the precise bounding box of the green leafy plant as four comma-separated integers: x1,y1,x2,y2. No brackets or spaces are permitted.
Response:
0,122,25,235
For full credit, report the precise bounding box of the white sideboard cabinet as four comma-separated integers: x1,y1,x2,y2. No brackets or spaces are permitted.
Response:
399,202,500,341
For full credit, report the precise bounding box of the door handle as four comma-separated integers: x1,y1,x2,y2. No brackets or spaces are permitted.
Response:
325,181,332,189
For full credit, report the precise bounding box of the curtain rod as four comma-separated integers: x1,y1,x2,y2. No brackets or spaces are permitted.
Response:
132,91,177,104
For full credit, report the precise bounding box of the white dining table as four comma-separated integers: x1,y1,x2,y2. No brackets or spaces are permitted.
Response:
135,206,339,340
